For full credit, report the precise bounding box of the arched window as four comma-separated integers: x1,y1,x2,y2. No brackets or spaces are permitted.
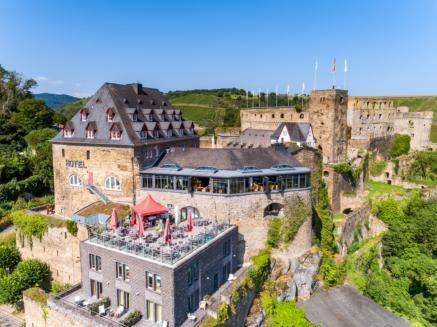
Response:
69,175,82,187
105,176,121,190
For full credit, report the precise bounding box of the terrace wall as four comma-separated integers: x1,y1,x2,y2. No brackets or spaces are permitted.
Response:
137,189,312,260
17,224,88,285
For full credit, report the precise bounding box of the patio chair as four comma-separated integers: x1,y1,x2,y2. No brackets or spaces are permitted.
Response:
115,305,125,318
98,304,107,316
187,313,197,321
74,295,82,306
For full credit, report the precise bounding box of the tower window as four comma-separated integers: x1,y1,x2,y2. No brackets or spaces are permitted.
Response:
86,150,90,160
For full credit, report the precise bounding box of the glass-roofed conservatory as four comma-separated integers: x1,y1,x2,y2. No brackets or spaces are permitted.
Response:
140,163,310,195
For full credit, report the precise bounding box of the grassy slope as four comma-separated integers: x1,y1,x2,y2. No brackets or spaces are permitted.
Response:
392,96,437,142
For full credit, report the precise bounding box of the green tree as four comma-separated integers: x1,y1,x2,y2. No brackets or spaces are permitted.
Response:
0,259,49,305
389,134,411,158
24,128,57,150
11,99,54,134
0,65,36,116
0,245,20,272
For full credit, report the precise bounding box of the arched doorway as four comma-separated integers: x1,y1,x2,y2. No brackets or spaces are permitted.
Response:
180,206,200,222
264,203,284,218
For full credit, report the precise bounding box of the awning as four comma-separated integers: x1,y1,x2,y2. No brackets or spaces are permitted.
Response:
132,194,168,217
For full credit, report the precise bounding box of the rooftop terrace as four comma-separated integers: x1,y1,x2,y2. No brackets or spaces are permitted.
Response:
87,217,235,267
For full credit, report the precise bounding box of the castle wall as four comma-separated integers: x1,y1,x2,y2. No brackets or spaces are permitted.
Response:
137,189,312,260
309,90,348,163
240,107,309,131
17,224,88,285
394,109,433,149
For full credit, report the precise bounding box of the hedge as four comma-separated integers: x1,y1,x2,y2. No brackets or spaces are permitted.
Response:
0,174,48,202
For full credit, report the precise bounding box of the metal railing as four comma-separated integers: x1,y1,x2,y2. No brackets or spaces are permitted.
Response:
88,223,233,265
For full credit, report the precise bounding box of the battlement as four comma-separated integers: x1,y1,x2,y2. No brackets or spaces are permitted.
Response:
348,96,394,110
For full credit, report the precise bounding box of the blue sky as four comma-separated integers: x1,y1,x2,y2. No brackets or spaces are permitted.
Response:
1,0,436,97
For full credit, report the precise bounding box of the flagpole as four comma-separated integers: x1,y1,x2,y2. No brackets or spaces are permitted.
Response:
275,86,278,107
266,89,269,107
313,59,318,91
258,88,261,107
332,58,336,89
252,90,255,108
344,59,348,90
287,84,290,107
246,90,248,108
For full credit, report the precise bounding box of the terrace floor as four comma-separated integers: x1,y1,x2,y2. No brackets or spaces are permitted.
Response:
88,217,233,266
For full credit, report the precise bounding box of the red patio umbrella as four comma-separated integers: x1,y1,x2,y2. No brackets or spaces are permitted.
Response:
110,208,118,231
164,218,171,244
137,214,144,237
186,211,193,232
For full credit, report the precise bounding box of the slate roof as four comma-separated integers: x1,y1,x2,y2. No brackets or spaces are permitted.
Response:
272,122,311,142
52,83,197,146
226,128,273,148
158,147,303,170
298,285,410,327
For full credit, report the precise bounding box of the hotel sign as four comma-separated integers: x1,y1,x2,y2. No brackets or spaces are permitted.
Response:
65,160,87,168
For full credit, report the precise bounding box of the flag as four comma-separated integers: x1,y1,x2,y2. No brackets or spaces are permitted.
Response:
315,59,318,72
301,82,305,94
332,58,336,73
286,84,290,95
275,85,278,95
344,59,348,73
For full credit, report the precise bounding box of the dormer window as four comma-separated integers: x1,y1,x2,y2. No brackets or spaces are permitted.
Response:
107,109,115,122
109,123,122,140
133,111,138,122
85,122,97,139
63,122,74,138
179,128,184,135
64,129,73,138
140,130,148,139
111,131,121,140
153,130,160,138
167,129,172,137
189,128,194,134
87,130,95,139
80,108,89,122
146,114,152,121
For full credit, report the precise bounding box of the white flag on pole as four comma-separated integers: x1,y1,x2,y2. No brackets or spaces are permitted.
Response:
315,59,318,72
301,82,305,95
344,59,348,73
286,84,290,95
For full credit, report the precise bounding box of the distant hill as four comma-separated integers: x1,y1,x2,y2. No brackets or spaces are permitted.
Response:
33,93,79,109
167,88,305,133
56,98,89,120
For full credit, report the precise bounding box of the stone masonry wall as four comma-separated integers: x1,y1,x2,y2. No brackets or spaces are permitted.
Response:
308,89,348,164
53,143,137,217
240,107,310,131
137,189,312,260
17,224,88,285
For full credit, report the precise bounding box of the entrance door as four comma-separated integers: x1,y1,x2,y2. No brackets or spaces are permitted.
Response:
88,171,94,186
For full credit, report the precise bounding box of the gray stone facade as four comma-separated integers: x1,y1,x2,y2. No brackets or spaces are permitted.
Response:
80,226,239,327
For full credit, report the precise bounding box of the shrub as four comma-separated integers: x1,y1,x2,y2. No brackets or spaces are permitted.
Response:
281,197,310,244
389,134,410,158
88,297,110,315
0,245,21,272
319,252,345,287
248,248,270,289
23,287,48,304
0,231,16,247
66,220,78,236
121,310,142,326
199,316,218,327
10,211,48,247
333,163,359,185
266,218,281,248
370,161,387,176
50,281,71,294
216,302,231,324
373,197,404,225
